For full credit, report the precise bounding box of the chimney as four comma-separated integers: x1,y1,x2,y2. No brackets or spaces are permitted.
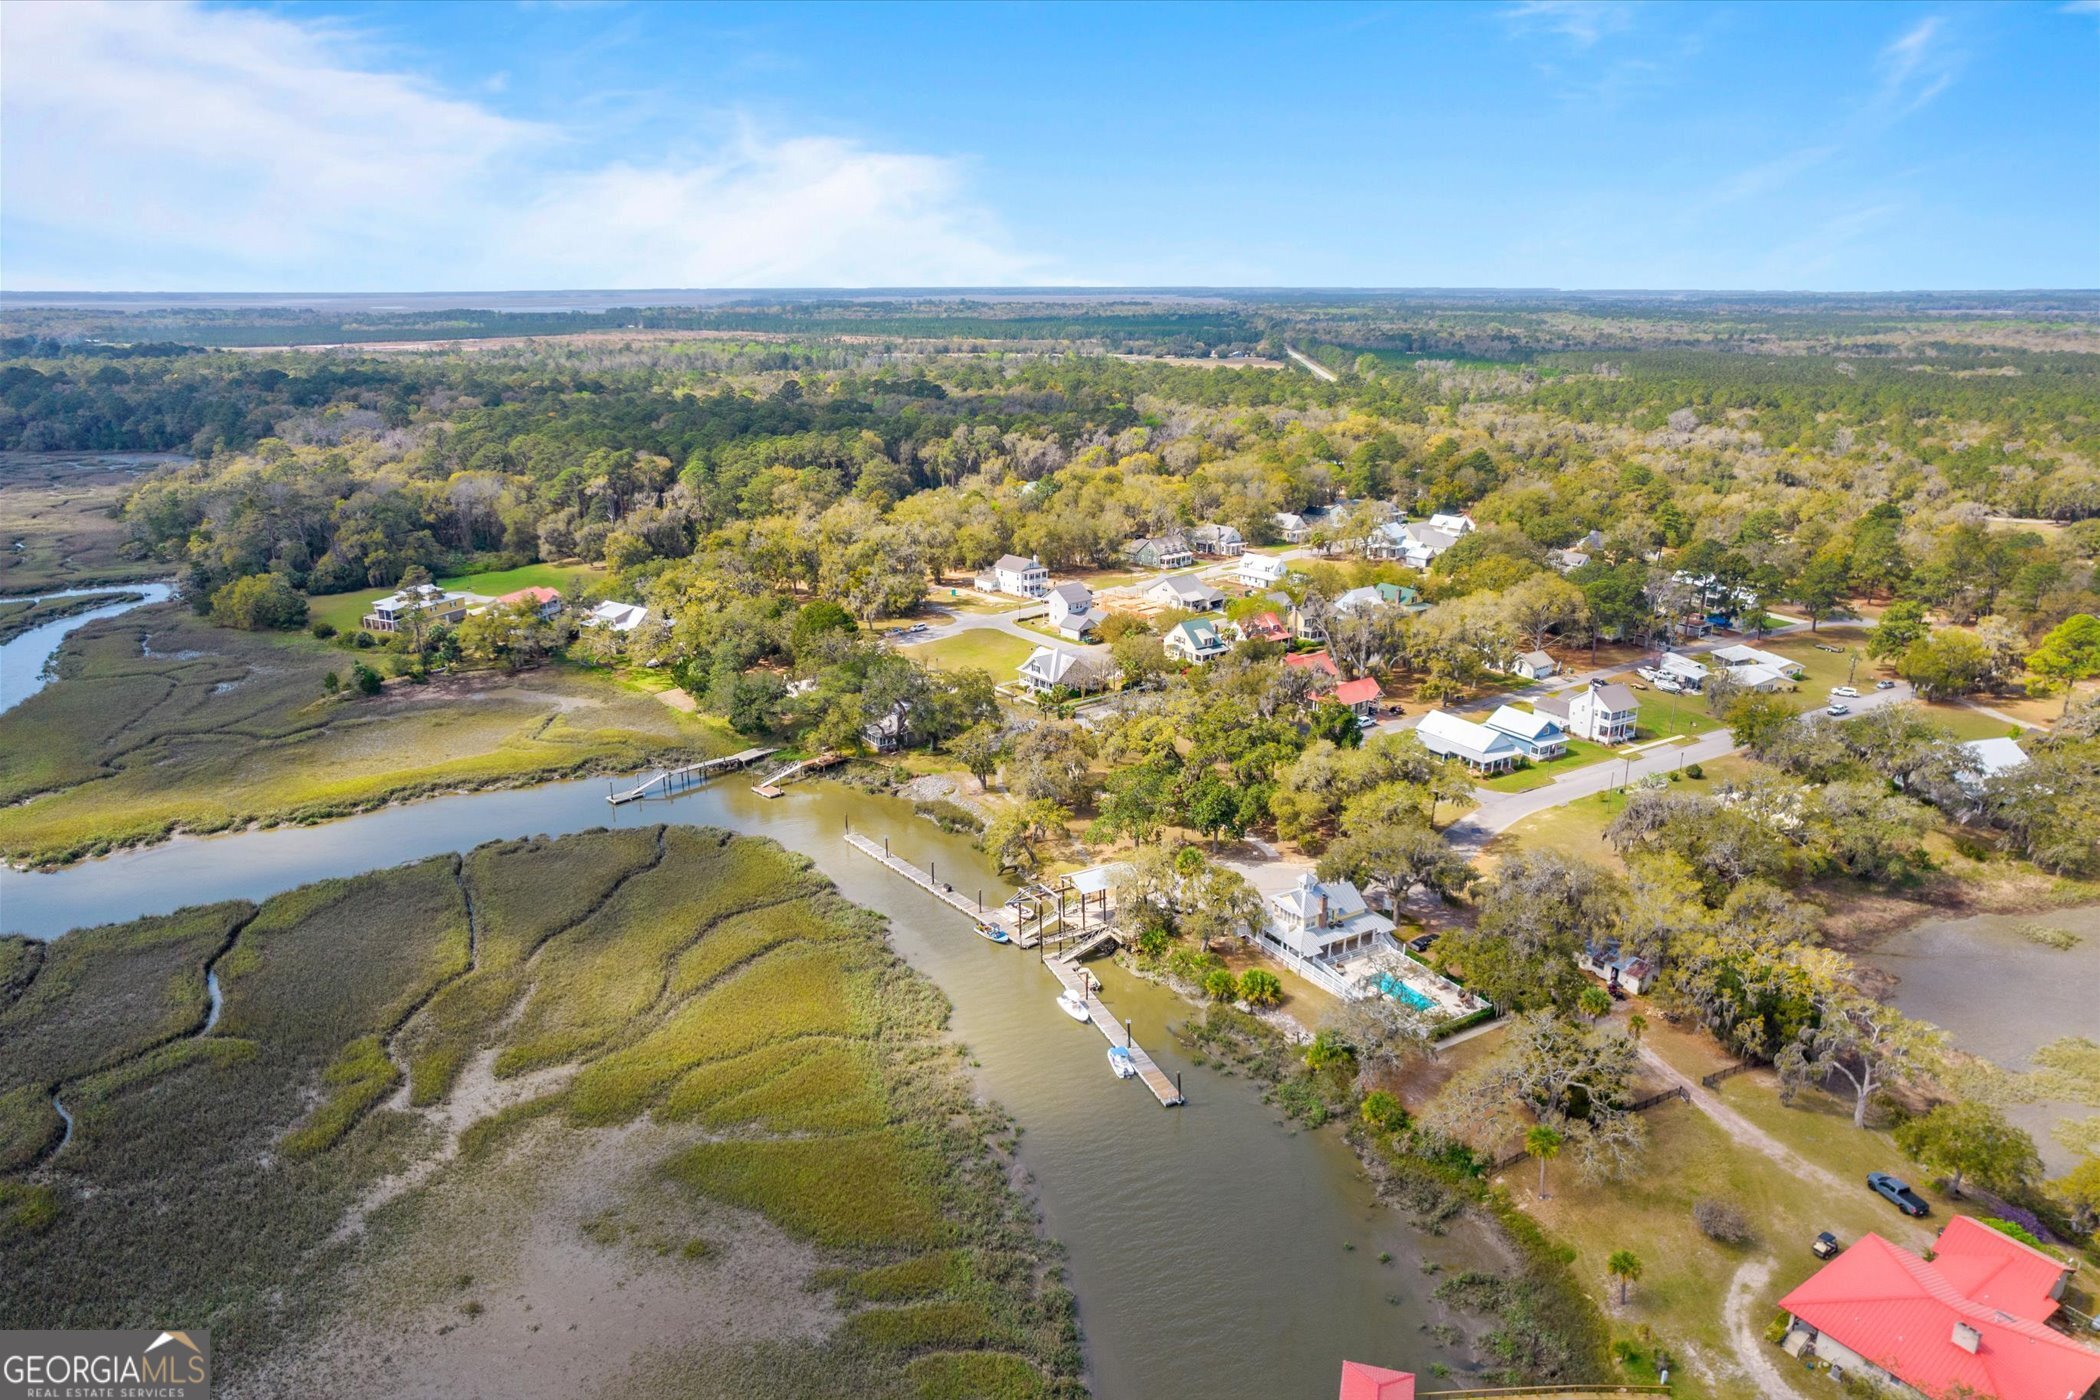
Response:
1951,1322,1980,1354
1316,891,1329,929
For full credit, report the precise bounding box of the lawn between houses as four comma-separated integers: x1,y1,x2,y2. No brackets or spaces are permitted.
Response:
898,628,1040,677
0,605,734,868
306,562,607,635
0,827,1080,1400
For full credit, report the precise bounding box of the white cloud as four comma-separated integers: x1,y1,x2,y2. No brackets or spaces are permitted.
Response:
0,0,1044,289
1500,1,1635,48
1875,16,1961,117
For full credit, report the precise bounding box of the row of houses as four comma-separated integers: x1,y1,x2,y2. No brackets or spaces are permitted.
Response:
359,583,646,635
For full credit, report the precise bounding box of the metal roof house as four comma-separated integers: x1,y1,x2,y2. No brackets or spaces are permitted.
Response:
1163,617,1230,665
1505,649,1557,680
1416,710,1523,773
1044,581,1102,640
979,554,1049,598
1189,522,1245,557
1238,553,1291,589
1265,871,1394,960
1016,645,1111,694
1777,1217,2099,1400
362,583,471,634
1146,573,1225,612
1125,533,1196,571
1484,704,1567,759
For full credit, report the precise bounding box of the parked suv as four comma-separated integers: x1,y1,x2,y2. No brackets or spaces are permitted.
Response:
1867,1172,1930,1216
1831,685,1860,698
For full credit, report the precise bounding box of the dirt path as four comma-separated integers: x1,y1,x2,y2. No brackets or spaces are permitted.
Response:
1636,1046,1854,1198
1723,1256,1813,1400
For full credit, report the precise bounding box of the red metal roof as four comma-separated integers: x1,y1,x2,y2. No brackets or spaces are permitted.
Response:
1337,1361,1415,1400
1242,611,1291,640
497,586,561,605
1933,1215,2073,1323
1780,1232,2100,1400
1284,650,1341,677
1329,677,1383,705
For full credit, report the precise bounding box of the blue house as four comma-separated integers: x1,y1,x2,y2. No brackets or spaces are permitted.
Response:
1483,704,1568,760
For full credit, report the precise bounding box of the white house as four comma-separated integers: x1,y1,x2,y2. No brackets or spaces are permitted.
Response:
1427,513,1476,537
584,600,651,633
1536,682,1639,745
862,702,911,754
985,554,1049,599
1017,645,1109,694
1658,652,1708,689
1263,871,1395,960
361,583,470,634
1189,523,1245,558
1330,585,1390,616
1416,709,1524,774
1163,617,1230,665
1727,663,1796,693
1957,736,2029,788
1273,511,1311,543
1238,554,1290,590
1711,644,1804,678
1366,520,1466,570
1146,573,1225,612
1506,649,1558,681
1484,705,1567,760
1044,581,1102,640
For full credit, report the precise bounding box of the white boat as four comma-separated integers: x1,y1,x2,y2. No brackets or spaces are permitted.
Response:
974,923,1010,944
1108,1046,1137,1079
1056,990,1091,1023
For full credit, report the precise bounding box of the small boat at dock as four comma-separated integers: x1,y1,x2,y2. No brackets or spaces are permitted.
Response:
1108,1045,1137,1079
974,923,1010,944
1056,990,1091,1023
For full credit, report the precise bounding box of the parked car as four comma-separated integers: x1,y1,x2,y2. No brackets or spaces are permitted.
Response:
1407,932,1439,954
1875,678,1896,690
1826,702,1851,716
1867,1172,1930,1216
901,622,930,635
1831,685,1860,698
1812,1231,1844,1260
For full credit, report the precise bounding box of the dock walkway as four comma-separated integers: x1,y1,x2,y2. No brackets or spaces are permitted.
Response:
751,751,842,798
608,747,777,804
1044,954,1184,1106
842,833,1181,1108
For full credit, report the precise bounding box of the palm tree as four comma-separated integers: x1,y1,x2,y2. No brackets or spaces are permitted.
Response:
1525,1123,1564,1200
1578,985,1613,1021
1607,1249,1644,1305
1627,1013,1648,1043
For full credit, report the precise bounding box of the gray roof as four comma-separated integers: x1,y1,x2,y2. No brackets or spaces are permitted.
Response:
994,554,1042,574
1046,581,1092,607
1592,682,1640,712
1152,574,1223,604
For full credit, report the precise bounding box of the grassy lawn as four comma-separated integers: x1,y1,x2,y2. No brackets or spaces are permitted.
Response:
1491,1014,1990,1400
1758,631,1879,695
307,563,605,634
1478,737,1621,793
0,607,732,866
1634,694,1724,740
1491,755,1762,863
1919,702,2027,740
899,628,1039,675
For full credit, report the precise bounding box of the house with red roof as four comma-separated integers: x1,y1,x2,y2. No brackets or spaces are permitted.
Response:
1238,610,1292,644
1284,650,1342,680
495,586,563,620
1778,1217,2099,1400
1337,1361,1414,1400
1326,676,1383,716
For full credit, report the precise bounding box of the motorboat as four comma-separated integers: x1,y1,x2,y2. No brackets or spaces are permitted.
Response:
974,923,1010,944
1108,1045,1137,1079
1056,990,1091,1023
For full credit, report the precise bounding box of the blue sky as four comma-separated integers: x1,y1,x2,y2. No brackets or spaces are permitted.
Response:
3,0,2095,291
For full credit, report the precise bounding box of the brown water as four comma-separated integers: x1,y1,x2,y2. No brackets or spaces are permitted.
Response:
1866,904,2100,1176
2,775,1487,1398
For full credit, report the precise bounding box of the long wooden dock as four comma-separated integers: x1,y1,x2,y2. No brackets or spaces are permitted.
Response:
841,833,1181,1108
751,751,843,798
608,747,778,804
1044,955,1184,1106
842,832,1016,932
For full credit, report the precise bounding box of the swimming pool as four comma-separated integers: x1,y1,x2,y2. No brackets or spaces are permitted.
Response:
1376,973,1434,1011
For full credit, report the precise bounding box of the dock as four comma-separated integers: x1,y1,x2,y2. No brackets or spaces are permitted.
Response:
841,832,1181,1108
1044,954,1184,1106
608,747,778,804
750,751,843,798
842,832,1016,932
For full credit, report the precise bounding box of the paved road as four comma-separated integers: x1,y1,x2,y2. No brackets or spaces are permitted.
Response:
1283,344,1339,383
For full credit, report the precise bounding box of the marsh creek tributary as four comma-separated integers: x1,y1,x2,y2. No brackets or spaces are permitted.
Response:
2,595,1484,1398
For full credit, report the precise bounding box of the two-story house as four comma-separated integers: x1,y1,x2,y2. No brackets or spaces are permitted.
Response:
1163,617,1230,666
1535,682,1639,745
1237,553,1290,590
1124,533,1196,571
361,583,470,634
1043,581,1101,640
982,554,1049,598
1189,523,1245,558
1263,871,1395,962
1017,645,1110,695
